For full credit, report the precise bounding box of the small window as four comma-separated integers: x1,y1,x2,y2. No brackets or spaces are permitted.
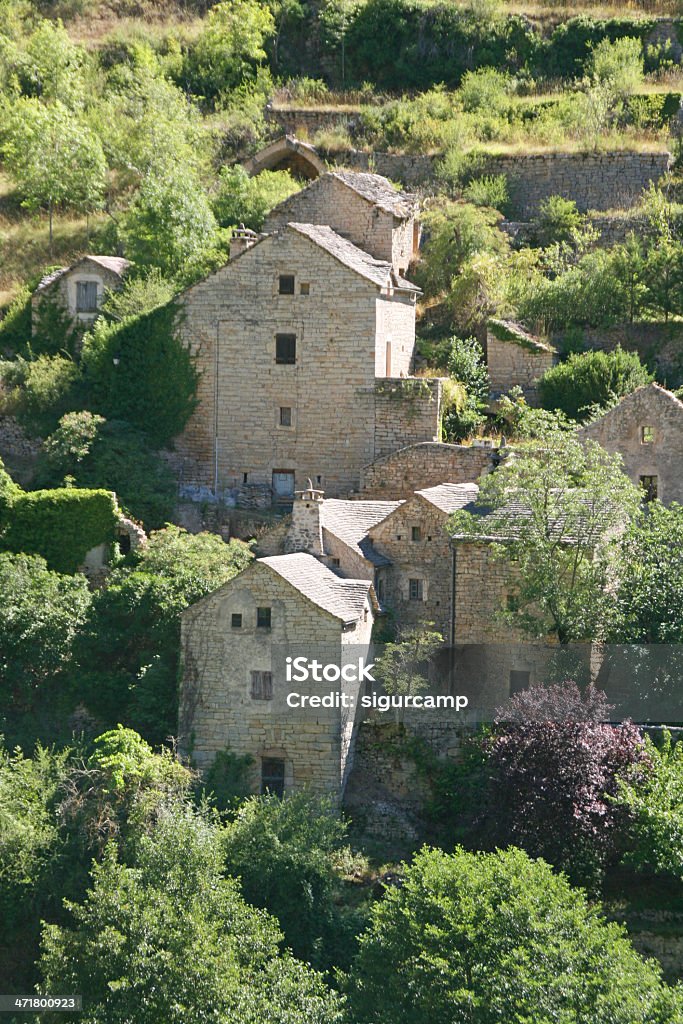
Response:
257,607,271,629
640,475,658,501
261,757,285,797
300,282,310,295
396,535,402,541
275,333,296,364
76,280,98,312
279,406,292,427
251,670,273,700
231,613,242,629
243,472,248,485
279,274,295,295
641,425,654,444
427,535,432,542
331,557,341,567
376,578,385,602
409,579,423,601
411,526,421,542
509,670,530,695
316,475,322,485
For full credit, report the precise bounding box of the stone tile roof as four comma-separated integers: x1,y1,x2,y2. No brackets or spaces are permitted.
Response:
579,382,683,429
331,170,417,218
322,498,403,566
416,482,481,514
259,552,371,624
36,255,130,292
452,494,595,544
288,223,419,292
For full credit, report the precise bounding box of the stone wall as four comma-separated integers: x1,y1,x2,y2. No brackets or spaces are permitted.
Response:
579,384,683,505
485,327,556,402
373,378,443,460
359,441,494,499
32,258,125,339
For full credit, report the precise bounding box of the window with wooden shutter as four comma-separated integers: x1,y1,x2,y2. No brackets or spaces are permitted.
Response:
250,671,273,700
76,281,98,312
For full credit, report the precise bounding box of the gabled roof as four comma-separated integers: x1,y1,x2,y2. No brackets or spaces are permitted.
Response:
259,552,372,626
36,255,130,293
415,482,481,515
579,382,683,431
288,223,419,292
330,170,417,218
321,498,403,567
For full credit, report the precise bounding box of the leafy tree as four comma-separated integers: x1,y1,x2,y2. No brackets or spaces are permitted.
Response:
1,99,106,253
348,845,679,1024
101,270,175,322
589,36,644,100
0,552,90,712
440,335,489,440
534,194,583,248
449,428,641,643
372,622,444,719
615,730,683,880
40,803,343,1024
181,0,275,105
610,502,683,644
537,346,653,422
488,681,645,884
11,19,87,105
121,164,218,278
0,284,32,353
643,239,683,323
415,200,508,300
213,165,300,231
136,525,253,602
222,792,349,965
612,232,647,323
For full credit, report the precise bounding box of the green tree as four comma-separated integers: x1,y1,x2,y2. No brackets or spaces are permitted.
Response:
0,552,90,712
222,791,349,965
2,99,106,253
348,846,679,1024
0,354,81,436
589,36,644,101
537,347,653,422
40,803,343,1024
213,165,300,231
441,335,489,440
612,232,647,323
372,623,444,720
534,194,583,248
643,239,683,323
449,429,641,643
414,200,508,299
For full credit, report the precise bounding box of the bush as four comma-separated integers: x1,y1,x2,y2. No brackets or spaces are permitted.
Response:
414,200,508,299
0,286,32,354
459,67,510,114
487,682,646,886
462,173,508,212
212,165,301,231
537,346,653,421
203,748,253,811
0,354,80,437
535,195,583,248
589,36,644,99
348,845,677,1024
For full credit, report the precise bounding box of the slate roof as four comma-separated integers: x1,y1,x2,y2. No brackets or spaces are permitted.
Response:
450,493,597,544
321,499,403,567
579,382,683,429
331,170,417,218
416,483,481,515
288,223,419,292
36,255,130,293
259,553,372,625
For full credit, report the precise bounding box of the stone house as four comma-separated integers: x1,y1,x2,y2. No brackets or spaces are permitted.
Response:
486,319,556,403
179,551,376,797
579,383,683,505
32,256,130,337
358,440,497,499
175,217,443,502
262,170,420,274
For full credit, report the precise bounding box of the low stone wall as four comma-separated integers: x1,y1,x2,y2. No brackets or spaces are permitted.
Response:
360,440,494,499
486,330,556,402
373,378,443,461
267,105,360,139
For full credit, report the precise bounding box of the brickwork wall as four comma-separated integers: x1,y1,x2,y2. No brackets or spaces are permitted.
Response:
579,384,683,505
369,496,453,638
263,174,404,269
360,441,494,499
180,559,373,795
176,230,422,497
373,379,443,460
486,333,556,401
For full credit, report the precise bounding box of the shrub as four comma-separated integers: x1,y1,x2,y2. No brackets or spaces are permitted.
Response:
487,682,646,886
0,354,80,437
101,270,175,322
462,173,508,212
212,165,300,231
348,845,677,1024
459,67,510,114
537,346,653,421
535,195,583,248
414,200,508,299
589,36,644,99
204,748,253,811
0,286,32,354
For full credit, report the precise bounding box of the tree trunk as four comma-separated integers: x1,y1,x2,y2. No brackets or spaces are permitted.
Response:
49,202,53,258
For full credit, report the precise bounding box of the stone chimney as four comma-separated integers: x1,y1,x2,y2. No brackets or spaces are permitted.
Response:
285,479,325,556
230,225,260,260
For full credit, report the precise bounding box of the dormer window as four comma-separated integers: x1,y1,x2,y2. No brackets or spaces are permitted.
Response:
279,274,295,295
641,425,654,444
76,281,98,312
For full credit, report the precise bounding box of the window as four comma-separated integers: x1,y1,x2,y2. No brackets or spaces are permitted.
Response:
506,593,517,612
300,282,310,295
641,425,654,444
275,333,296,364
279,406,292,427
279,274,295,295
261,757,285,797
411,526,421,542
251,670,273,700
409,578,423,601
257,606,271,629
76,281,98,312
331,557,341,567
509,670,530,695
316,475,322,485
640,475,658,501
243,472,248,484
231,613,242,628
376,577,385,602
396,535,402,541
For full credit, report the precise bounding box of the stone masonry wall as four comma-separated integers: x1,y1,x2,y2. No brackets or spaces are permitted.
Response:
359,441,494,499
373,378,443,460
32,259,124,339
486,333,556,402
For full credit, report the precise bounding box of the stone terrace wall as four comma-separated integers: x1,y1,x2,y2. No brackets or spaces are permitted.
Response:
486,333,556,402
373,378,443,460
359,440,494,499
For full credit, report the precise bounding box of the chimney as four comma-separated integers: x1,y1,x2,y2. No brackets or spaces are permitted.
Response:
285,479,325,556
230,224,259,260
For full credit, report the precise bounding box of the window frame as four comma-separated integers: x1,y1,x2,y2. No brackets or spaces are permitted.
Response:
641,425,654,445
275,333,296,365
279,406,292,427
261,757,285,797
250,670,273,700
256,606,272,630
278,274,295,295
76,280,99,313
231,613,242,629
408,578,423,601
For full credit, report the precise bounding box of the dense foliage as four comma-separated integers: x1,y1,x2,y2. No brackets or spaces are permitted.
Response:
538,347,654,421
